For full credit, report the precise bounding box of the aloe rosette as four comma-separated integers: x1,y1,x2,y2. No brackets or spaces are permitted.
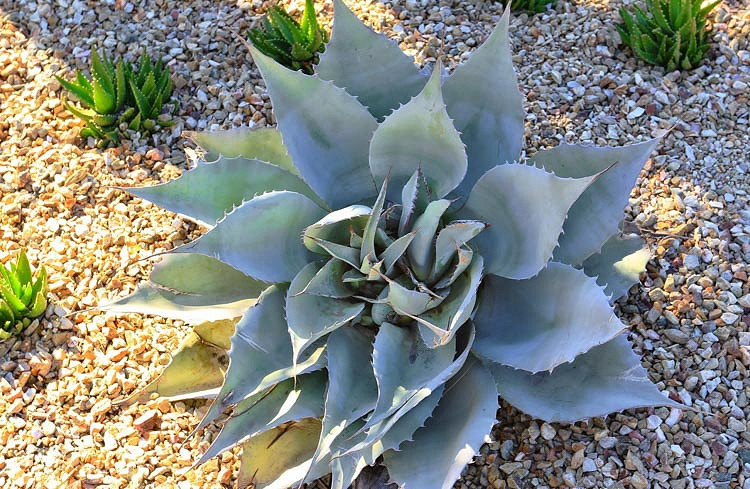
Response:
106,2,680,488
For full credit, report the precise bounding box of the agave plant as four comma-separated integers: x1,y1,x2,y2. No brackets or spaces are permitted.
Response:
106,2,680,487
56,49,175,147
1,249,47,340
248,0,328,75
617,0,721,71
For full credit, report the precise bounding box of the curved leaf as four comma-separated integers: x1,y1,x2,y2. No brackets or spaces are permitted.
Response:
197,285,327,433
443,5,524,199
487,335,681,423
363,323,456,432
191,127,298,176
316,0,426,120
237,418,323,489
101,254,264,323
383,358,498,489
581,233,651,303
173,191,325,283
117,328,226,406
473,262,624,373
126,157,323,226
196,372,327,466
250,45,378,208
407,199,451,281
370,66,467,203
286,262,365,362
303,205,371,254
528,139,659,265
460,164,594,280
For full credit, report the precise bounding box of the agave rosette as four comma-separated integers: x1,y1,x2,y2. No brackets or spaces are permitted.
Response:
107,2,679,488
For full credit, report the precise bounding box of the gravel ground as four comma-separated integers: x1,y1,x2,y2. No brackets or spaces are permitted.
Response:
0,0,748,488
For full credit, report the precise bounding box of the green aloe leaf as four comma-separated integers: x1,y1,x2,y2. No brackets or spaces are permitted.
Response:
173,191,325,283
581,233,651,303
92,76,115,114
529,139,659,266
474,262,624,373
383,358,498,489
443,5,524,199
286,262,365,362
460,164,594,280
56,76,94,108
316,0,426,121
197,285,327,434
191,127,298,176
486,335,682,422
14,250,31,285
249,44,378,208
196,371,327,466
126,156,323,227
129,79,151,119
369,66,467,203
91,49,115,96
101,254,265,323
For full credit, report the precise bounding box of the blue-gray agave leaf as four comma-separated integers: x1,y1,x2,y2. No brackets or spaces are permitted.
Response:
173,191,326,283
101,254,264,323
191,127,298,176
460,164,595,279
486,335,682,423
369,66,467,203
383,359,498,489
316,0,426,121
473,263,624,373
529,139,659,265
126,156,323,226
250,45,378,208
443,4,524,199
582,233,651,303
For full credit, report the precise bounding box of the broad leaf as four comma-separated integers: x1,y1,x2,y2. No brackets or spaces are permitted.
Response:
196,372,327,465
316,0,426,120
101,254,264,323
126,157,323,227
197,285,327,433
486,335,681,422
363,323,455,432
173,191,325,283
250,45,378,208
528,139,659,265
286,262,365,362
460,164,594,279
303,205,371,254
191,127,299,176
407,199,451,281
443,5,524,199
383,359,498,489
581,233,651,303
237,418,323,489
117,327,227,406
369,66,467,203
473,262,624,373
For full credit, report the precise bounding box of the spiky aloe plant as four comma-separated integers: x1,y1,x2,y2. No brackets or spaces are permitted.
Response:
56,49,175,147
617,0,721,71
1,250,47,340
511,0,555,14
248,0,328,75
106,2,680,487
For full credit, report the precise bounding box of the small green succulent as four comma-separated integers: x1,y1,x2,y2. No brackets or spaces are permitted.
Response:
511,0,555,14
0,250,47,340
248,0,328,75
617,0,721,71
56,49,175,148
106,2,680,488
